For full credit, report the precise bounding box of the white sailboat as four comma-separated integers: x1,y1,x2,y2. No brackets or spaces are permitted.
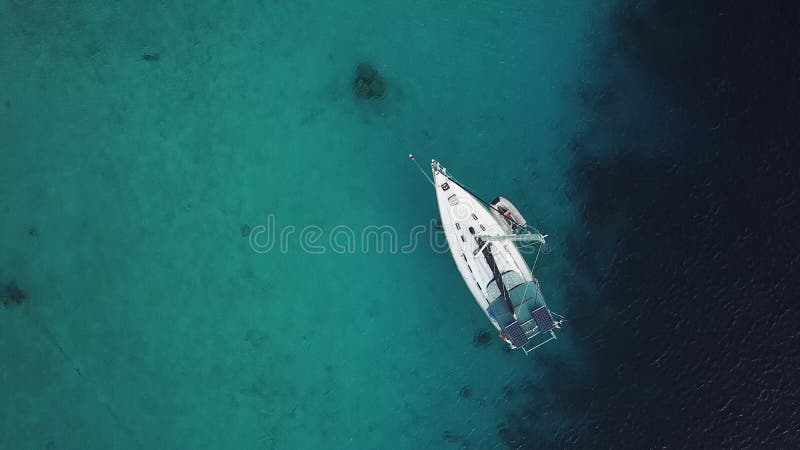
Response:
412,156,563,354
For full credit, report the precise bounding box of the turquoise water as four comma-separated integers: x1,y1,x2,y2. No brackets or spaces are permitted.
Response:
1,1,611,448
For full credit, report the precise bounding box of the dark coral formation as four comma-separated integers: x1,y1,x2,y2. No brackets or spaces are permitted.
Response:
472,329,493,347
2,281,26,308
458,386,472,399
502,384,514,401
353,63,386,100
240,224,252,238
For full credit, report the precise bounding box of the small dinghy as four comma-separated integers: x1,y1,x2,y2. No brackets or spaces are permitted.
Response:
411,156,564,354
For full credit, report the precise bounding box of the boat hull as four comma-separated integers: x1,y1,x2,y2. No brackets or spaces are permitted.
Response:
431,164,533,334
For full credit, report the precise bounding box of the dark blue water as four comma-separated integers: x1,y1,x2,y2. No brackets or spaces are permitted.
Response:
502,1,800,447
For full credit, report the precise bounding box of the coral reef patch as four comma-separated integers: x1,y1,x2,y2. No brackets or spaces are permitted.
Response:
353,63,386,100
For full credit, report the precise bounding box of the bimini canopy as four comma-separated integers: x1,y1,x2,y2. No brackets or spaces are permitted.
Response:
487,281,545,327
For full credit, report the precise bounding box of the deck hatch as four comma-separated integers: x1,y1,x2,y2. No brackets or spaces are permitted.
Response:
448,194,458,205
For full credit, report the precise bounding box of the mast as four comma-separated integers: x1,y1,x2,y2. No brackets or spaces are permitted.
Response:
474,232,547,259
477,232,547,243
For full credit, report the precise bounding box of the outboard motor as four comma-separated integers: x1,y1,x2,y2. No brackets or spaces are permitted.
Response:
490,197,527,232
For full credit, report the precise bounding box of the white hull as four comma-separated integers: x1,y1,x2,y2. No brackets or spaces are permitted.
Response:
433,167,531,327
429,159,560,353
